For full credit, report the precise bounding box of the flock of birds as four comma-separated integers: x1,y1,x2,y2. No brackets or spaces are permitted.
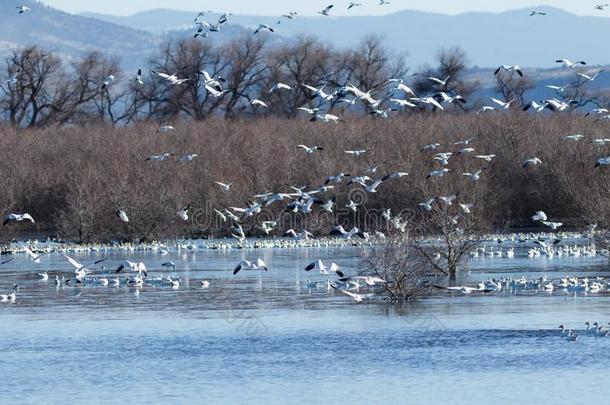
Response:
8,3,610,123
559,321,610,342
4,3,610,305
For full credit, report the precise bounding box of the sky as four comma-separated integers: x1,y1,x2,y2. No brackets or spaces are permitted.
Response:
40,0,610,17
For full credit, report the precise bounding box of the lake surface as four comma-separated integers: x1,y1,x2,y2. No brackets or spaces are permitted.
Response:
1,243,610,404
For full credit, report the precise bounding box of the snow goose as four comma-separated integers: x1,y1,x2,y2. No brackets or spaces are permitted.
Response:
523,157,542,168
531,211,548,221
490,97,517,110
556,59,586,68
177,206,190,221
419,198,435,211
463,169,486,182
115,209,129,223
215,182,233,192
297,145,323,154
233,258,268,275
595,156,610,167
319,5,334,16
495,65,523,77
269,83,292,93
253,24,274,35
576,70,604,81
3,213,34,226
16,5,30,14
427,168,451,179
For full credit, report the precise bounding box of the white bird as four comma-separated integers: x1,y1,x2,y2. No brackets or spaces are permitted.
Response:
532,211,547,221
319,5,334,16
177,206,190,221
154,71,189,85
116,209,129,223
346,200,359,212
577,70,604,81
116,261,148,277
3,213,34,226
463,169,485,182
297,145,323,154
253,24,274,35
348,2,362,10
419,198,435,211
145,153,174,162
215,182,233,192
304,259,344,277
476,106,495,115
24,247,46,263
595,156,610,168
542,221,563,230
345,150,367,157
494,65,523,77
16,5,30,14
490,97,517,110
233,258,268,275
459,203,476,214
428,76,451,87
564,134,585,141
474,154,496,162
250,99,268,108
523,157,542,168
331,285,374,302
330,225,365,240
427,168,451,179
556,59,586,68
157,125,176,133
179,154,199,162
269,83,293,93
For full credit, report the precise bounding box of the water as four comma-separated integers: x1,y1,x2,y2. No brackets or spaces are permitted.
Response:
1,245,610,404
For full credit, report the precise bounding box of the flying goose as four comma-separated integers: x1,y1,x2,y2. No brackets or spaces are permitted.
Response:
542,221,563,230
344,150,367,157
154,71,189,86
490,97,517,109
319,5,334,16
427,76,451,87
348,2,362,10
330,225,365,239
419,198,434,211
426,168,451,179
576,70,604,81
463,169,486,182
253,24,274,35
3,213,34,226
532,211,547,221
495,65,523,77
116,209,129,223
145,153,174,162
215,182,233,193
304,259,344,277
157,125,176,133
523,157,542,168
297,145,323,154
16,5,30,14
233,258,268,275
556,59,586,68
331,285,374,302
269,83,293,93
177,206,190,221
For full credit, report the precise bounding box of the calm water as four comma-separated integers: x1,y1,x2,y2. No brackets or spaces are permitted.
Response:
1,245,610,404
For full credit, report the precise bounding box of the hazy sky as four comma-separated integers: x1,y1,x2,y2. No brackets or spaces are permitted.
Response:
41,0,608,17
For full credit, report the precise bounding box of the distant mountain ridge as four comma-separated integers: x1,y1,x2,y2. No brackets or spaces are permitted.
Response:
0,0,158,69
78,6,610,68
